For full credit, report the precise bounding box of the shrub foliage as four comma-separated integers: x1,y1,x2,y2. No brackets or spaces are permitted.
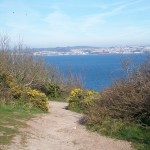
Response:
85,58,150,127
0,34,83,111
68,88,99,112
0,37,52,111
0,72,49,111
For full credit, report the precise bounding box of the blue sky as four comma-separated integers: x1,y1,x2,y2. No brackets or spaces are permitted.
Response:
0,0,150,47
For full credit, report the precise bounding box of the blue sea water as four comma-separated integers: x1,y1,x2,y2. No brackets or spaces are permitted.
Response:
41,54,148,91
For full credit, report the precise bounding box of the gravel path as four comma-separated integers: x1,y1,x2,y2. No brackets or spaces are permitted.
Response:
3,101,132,150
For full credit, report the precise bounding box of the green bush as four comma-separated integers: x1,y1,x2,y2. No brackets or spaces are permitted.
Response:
47,83,60,98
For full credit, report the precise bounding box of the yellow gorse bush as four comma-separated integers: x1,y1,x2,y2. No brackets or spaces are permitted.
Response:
24,87,49,112
3,73,22,98
70,88,98,99
70,88,83,100
68,88,99,112
0,73,49,112
25,87,47,98
70,88,83,96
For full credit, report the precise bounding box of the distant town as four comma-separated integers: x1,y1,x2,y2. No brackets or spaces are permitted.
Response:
32,46,150,56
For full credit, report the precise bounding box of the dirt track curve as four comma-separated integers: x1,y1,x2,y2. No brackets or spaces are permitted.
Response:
2,101,132,150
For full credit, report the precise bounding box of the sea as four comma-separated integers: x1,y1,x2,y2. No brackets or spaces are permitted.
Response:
40,54,148,91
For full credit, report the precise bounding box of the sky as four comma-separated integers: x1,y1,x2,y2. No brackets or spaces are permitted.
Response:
0,0,150,48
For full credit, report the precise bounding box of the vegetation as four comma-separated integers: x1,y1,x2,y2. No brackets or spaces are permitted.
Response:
1,34,150,149
85,58,150,127
87,120,150,150
68,58,150,150
46,70,83,101
0,101,42,145
0,34,83,145
0,34,50,145
0,52,49,111
0,34,82,110
68,88,99,112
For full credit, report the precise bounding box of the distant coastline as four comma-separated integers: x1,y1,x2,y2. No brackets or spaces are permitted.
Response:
33,52,145,56
31,46,150,56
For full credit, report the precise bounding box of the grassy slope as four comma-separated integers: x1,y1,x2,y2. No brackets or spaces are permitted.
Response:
87,121,150,150
0,103,43,145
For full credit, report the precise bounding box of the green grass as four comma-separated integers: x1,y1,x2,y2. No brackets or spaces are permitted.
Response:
0,102,43,145
87,120,150,150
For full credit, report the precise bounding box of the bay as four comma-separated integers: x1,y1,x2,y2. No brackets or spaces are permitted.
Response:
41,54,148,91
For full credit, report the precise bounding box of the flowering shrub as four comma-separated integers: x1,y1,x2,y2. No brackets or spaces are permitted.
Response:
68,88,99,112
24,87,49,112
0,73,49,112
0,73,22,99
69,88,84,100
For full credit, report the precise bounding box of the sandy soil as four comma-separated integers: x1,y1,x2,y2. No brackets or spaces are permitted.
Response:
2,102,132,150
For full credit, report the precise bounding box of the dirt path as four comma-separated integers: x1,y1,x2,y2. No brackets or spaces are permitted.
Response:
3,102,132,150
